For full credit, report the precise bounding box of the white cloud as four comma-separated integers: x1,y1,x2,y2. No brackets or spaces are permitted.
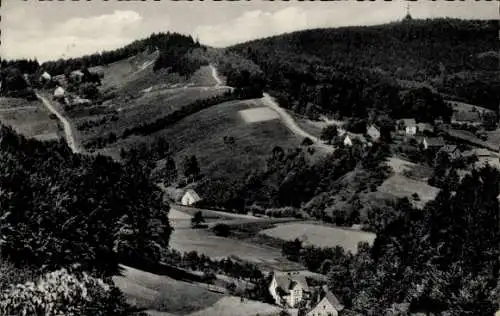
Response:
1,10,157,62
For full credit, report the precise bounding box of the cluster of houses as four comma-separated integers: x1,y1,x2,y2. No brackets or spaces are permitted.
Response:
269,270,344,316
39,70,98,107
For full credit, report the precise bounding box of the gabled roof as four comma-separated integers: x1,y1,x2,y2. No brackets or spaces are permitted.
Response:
425,137,445,147
54,86,65,96
184,189,201,201
399,118,416,127
324,291,344,311
417,123,434,131
274,274,309,294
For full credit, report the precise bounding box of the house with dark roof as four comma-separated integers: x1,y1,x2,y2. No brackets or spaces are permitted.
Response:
421,137,445,150
269,271,311,307
307,286,344,316
439,145,461,160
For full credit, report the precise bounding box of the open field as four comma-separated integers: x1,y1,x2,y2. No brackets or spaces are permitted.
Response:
378,174,440,209
188,297,280,316
168,207,300,267
447,99,495,116
0,97,61,140
259,222,376,254
102,97,302,175
387,156,433,181
445,128,498,152
113,265,223,315
239,107,279,123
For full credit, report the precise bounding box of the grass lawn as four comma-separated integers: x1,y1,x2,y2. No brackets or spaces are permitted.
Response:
102,97,302,175
378,174,439,209
259,222,376,255
113,265,223,315
0,98,61,140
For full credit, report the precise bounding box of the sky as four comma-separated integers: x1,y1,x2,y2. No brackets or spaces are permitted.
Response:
1,0,497,62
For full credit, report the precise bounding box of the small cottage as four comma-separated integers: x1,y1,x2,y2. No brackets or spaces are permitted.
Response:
40,71,52,82
181,189,202,206
343,135,353,147
70,70,85,83
269,271,310,308
421,137,445,150
53,86,66,99
399,119,417,136
307,286,343,316
367,124,381,141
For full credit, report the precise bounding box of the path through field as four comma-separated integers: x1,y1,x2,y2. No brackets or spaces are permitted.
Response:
209,64,223,87
261,93,334,153
36,92,80,153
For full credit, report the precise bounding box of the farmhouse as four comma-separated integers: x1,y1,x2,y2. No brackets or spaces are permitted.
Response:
439,145,461,160
181,189,202,206
343,135,353,147
421,137,445,150
269,271,310,308
367,124,380,141
398,119,417,136
307,286,344,316
53,86,66,100
70,70,85,83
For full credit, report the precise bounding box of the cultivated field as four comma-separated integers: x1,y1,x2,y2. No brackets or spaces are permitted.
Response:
168,207,299,266
259,222,376,254
0,97,61,141
378,174,440,209
239,107,279,123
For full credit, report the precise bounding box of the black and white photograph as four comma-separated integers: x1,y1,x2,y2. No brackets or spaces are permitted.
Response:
0,0,498,315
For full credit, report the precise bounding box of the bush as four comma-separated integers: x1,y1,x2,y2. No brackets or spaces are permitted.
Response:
0,267,136,316
213,224,231,237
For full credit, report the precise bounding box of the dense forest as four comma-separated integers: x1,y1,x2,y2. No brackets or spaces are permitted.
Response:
228,18,499,116
0,125,172,275
281,166,500,315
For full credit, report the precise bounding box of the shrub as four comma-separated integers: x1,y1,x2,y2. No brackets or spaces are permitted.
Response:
213,224,231,237
0,267,136,316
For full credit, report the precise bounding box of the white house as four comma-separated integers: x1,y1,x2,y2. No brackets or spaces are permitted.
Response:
70,70,85,83
181,189,202,206
53,86,66,99
367,124,381,141
343,135,353,147
40,71,52,82
269,272,310,308
307,287,344,316
399,119,417,136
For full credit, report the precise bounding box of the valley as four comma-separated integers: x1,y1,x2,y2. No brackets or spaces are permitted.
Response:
0,15,498,316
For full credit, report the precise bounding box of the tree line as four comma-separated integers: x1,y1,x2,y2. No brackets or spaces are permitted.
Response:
281,166,499,315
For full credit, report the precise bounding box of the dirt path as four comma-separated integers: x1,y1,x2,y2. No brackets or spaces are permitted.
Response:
261,93,334,152
36,92,80,153
209,64,223,87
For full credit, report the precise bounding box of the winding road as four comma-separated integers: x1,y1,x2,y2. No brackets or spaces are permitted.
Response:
36,92,80,153
261,93,334,152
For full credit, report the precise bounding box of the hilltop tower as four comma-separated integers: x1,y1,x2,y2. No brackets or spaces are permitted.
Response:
403,2,413,21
